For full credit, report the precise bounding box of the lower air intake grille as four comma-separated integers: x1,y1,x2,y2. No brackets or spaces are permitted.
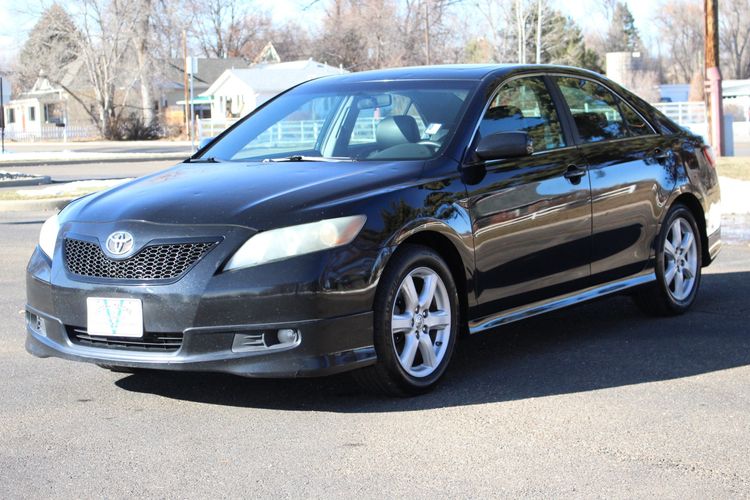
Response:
67,326,183,352
64,238,215,280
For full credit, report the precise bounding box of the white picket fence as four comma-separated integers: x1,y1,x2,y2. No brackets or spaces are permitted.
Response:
3,124,99,142
652,102,707,125
197,117,381,145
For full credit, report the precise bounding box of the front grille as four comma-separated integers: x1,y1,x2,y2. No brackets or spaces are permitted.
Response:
67,326,183,352
64,238,216,280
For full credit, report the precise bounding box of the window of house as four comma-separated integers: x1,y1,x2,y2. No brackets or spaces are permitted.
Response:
44,103,64,124
29,106,36,121
7,108,14,124
479,76,565,152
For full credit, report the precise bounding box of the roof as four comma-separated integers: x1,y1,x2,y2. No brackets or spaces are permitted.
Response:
159,57,249,90
202,59,345,96
300,64,605,86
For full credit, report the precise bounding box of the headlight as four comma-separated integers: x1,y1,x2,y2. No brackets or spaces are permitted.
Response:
223,215,366,271
39,213,61,258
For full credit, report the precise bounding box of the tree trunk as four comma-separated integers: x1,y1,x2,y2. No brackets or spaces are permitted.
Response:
136,0,155,125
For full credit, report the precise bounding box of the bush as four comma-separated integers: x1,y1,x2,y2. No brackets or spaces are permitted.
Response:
116,113,163,141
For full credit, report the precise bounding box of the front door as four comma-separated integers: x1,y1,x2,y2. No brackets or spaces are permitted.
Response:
464,76,593,320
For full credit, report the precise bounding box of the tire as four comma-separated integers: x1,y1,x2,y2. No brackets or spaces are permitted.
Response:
354,244,459,396
633,204,702,316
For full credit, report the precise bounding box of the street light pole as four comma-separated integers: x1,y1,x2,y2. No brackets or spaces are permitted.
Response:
705,0,724,156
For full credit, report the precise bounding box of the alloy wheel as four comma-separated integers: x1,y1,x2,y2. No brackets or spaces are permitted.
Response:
391,267,452,378
663,216,698,301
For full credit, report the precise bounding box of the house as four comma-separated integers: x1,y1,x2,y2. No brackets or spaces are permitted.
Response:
156,57,248,124
1,64,97,140
2,57,249,140
201,59,346,122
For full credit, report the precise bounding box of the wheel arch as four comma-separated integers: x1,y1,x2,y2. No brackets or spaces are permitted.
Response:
669,192,710,266
397,231,471,329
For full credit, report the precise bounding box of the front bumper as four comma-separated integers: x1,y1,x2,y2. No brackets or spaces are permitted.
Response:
25,219,380,377
25,305,375,377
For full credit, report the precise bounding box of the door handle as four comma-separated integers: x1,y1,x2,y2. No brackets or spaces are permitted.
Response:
563,165,586,182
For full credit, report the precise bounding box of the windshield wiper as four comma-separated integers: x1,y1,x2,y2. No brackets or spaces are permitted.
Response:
185,157,221,163
263,155,352,163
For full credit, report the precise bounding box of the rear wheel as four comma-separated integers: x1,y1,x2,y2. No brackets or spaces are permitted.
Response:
634,204,702,316
354,245,459,396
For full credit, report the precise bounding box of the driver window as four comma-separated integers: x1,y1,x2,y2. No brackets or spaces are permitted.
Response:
479,77,565,152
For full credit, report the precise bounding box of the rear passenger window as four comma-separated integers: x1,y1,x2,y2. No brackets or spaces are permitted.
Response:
619,101,654,136
556,77,629,143
479,76,565,152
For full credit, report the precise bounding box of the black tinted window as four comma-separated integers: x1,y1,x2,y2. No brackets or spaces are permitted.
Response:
556,77,628,143
619,100,653,136
480,77,565,152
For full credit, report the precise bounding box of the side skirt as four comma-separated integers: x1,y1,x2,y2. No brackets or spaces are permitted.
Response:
468,272,656,334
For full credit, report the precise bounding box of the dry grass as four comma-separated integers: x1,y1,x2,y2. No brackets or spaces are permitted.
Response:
717,157,750,181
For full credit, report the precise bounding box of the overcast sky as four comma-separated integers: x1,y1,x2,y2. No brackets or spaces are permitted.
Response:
0,0,663,70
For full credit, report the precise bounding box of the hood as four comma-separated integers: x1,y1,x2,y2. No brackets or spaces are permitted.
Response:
64,160,424,229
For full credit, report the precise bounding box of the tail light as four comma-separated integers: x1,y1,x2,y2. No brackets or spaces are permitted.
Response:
702,146,716,168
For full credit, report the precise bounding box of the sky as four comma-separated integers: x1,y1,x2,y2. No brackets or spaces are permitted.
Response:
0,0,663,69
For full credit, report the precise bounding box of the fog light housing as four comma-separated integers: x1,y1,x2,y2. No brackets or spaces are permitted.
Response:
27,312,47,337
277,328,300,344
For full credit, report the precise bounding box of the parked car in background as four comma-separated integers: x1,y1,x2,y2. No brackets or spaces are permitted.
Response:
26,65,722,396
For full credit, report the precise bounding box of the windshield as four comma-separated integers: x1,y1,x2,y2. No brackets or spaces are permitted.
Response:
197,80,476,162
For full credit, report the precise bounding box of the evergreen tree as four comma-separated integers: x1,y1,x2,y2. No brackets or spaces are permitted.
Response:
15,4,79,93
606,1,642,52
542,12,603,72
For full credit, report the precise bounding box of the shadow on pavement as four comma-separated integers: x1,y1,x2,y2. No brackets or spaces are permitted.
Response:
115,271,750,411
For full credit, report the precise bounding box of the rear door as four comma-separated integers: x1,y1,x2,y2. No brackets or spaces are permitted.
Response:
464,75,593,319
552,76,675,282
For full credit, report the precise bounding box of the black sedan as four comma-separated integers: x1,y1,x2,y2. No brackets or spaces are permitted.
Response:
25,65,722,396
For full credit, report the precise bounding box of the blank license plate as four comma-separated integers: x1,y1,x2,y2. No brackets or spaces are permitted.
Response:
86,297,143,338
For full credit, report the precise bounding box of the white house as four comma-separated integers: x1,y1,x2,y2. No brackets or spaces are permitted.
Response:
201,59,346,122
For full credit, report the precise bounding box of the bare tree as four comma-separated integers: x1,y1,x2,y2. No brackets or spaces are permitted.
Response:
720,0,750,79
71,0,140,137
189,0,271,59
655,0,703,83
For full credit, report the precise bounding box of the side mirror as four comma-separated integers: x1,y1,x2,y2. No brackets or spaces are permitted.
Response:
198,137,214,150
474,132,533,161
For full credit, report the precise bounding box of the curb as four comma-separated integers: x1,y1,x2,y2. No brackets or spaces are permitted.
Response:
0,176,52,187
0,197,74,212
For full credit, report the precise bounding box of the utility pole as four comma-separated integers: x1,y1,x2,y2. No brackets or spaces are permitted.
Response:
705,0,724,155
0,77,5,155
424,0,431,65
182,30,190,142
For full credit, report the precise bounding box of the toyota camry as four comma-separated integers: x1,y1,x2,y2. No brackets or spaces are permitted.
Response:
25,65,722,396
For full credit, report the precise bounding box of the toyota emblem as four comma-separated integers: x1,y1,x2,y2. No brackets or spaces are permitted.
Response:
105,231,134,256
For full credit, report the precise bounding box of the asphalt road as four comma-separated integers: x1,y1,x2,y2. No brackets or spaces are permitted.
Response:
2,159,179,183
3,141,193,155
1,211,749,498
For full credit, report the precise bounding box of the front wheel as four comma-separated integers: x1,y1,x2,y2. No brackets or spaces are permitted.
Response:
354,245,459,396
634,204,702,316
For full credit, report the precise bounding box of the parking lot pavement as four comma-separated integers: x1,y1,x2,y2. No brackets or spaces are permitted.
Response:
1,210,748,498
